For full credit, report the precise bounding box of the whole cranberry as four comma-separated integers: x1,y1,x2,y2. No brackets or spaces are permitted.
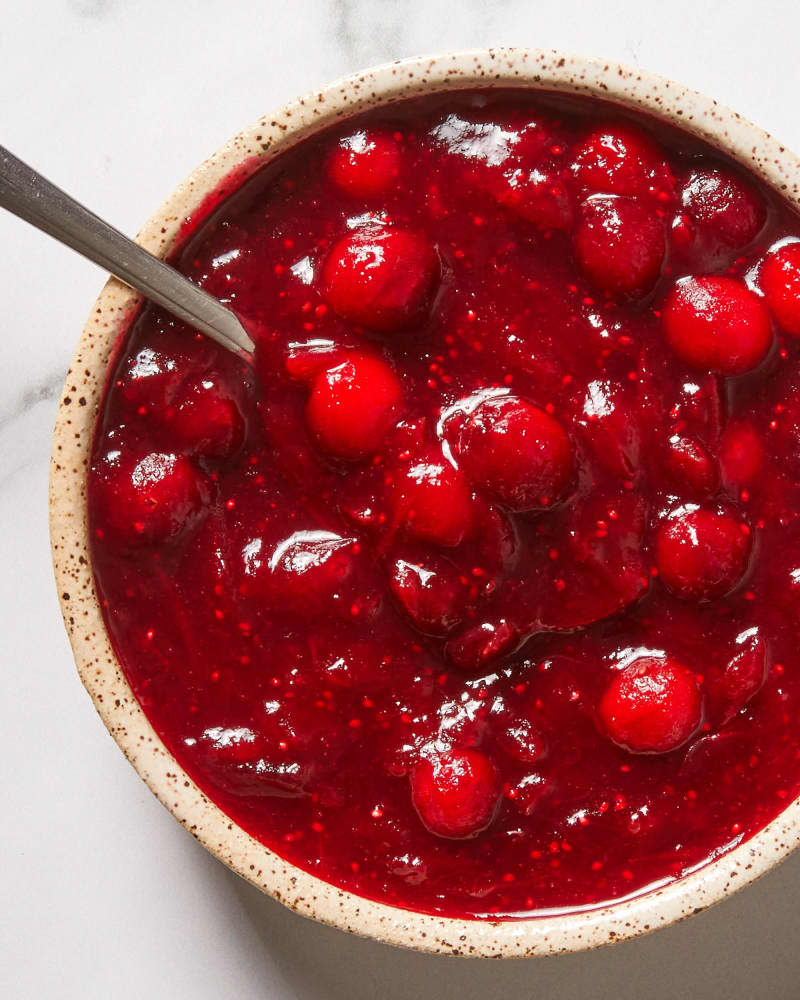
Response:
389,452,474,547
508,773,550,817
118,344,184,413
410,749,502,839
306,354,402,460
490,166,573,230
284,338,344,382
655,505,752,601
91,448,209,548
166,373,246,461
663,435,718,497
663,276,773,375
574,195,666,296
667,373,725,444
321,227,439,332
388,554,470,636
570,123,674,200
117,323,218,413
598,656,703,753
445,617,521,672
456,394,573,511
579,378,642,479
760,241,800,336
242,528,361,617
327,130,402,197
705,630,769,727
680,166,765,256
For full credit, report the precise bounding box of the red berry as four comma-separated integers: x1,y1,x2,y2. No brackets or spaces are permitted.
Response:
321,228,439,332
328,130,402,198
720,420,764,487
655,506,752,601
490,166,573,230
680,166,765,257
663,435,718,497
456,394,573,511
242,527,361,617
574,195,666,296
706,630,769,726
508,773,550,817
663,276,773,375
167,373,246,461
760,241,800,336
284,338,343,382
118,345,184,412
388,554,469,636
306,354,402,459
91,449,209,547
570,124,674,200
117,324,220,413
445,617,520,672
668,373,725,443
598,656,703,754
512,118,553,163
389,452,474,547
410,749,501,839
435,697,490,751
578,379,641,478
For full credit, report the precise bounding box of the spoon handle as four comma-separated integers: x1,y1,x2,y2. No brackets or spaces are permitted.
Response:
0,145,254,355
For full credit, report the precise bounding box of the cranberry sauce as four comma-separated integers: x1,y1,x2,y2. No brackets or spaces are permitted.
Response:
89,91,800,918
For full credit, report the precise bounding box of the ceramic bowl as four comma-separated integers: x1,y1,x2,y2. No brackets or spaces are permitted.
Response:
50,47,800,957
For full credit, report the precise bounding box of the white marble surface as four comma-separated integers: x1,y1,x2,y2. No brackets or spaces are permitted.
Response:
4,1,800,996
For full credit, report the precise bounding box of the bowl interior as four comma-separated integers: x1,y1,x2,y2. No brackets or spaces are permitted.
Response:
49,47,800,956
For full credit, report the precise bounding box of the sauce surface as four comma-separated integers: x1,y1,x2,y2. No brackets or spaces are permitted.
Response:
89,91,800,918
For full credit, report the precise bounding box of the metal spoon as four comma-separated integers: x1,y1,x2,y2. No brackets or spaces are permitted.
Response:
0,145,254,356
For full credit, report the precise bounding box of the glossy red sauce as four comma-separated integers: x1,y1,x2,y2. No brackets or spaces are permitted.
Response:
88,91,800,918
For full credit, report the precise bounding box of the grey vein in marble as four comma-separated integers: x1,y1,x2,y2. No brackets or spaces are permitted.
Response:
0,369,65,433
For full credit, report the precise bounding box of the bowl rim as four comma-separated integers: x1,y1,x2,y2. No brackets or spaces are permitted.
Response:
49,46,800,958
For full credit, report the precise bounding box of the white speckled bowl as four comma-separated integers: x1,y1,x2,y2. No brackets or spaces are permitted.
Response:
50,48,800,957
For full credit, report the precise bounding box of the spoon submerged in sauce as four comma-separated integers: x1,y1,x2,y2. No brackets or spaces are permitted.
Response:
0,144,254,356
